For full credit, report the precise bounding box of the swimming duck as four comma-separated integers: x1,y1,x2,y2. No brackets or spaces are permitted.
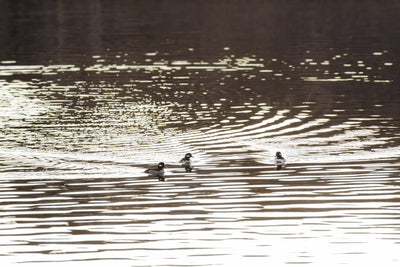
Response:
179,153,193,172
274,152,286,170
144,162,166,181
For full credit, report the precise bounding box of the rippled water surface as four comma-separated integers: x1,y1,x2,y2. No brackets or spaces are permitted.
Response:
1,1,400,266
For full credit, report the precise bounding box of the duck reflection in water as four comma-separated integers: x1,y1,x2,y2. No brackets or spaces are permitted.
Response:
144,162,166,181
180,153,193,172
274,152,286,170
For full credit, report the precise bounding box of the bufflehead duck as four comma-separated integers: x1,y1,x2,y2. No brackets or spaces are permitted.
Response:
144,162,166,181
179,153,193,172
274,152,286,170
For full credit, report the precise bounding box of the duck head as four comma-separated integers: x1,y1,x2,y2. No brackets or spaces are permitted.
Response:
158,162,165,170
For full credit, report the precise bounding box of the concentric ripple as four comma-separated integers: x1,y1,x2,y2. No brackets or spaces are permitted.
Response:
0,50,399,167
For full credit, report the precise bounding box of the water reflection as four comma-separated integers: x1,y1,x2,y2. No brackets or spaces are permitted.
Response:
0,50,399,164
1,159,400,266
1,49,400,265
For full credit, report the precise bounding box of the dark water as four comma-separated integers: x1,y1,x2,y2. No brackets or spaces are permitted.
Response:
1,1,400,266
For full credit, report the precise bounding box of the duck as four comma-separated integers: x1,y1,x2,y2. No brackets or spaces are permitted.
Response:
144,162,166,181
179,153,193,172
274,151,286,170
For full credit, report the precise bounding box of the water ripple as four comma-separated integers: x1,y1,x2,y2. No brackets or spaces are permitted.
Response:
1,49,400,266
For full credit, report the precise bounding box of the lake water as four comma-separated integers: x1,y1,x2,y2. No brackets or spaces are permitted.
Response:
1,1,400,266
